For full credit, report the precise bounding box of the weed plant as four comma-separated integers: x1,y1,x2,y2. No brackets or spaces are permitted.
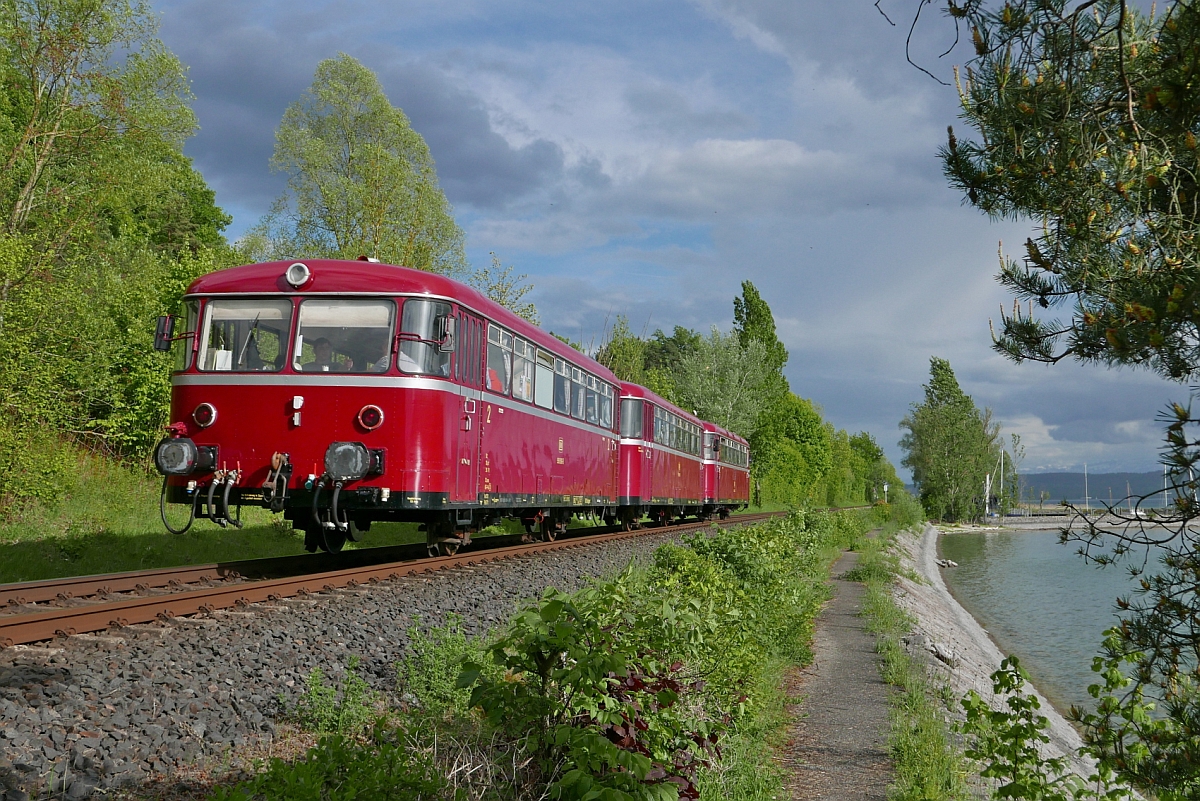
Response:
289,656,380,736
216,507,896,801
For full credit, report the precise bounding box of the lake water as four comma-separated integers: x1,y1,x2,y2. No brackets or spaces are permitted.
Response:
939,528,1140,715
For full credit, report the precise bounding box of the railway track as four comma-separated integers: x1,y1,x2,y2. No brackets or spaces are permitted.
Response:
0,511,785,648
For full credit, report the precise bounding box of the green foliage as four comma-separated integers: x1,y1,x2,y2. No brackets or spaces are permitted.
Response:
937,1,1200,380
211,722,457,801
596,314,649,385
900,357,1007,522
398,614,494,717
960,657,1131,800
469,252,540,324
457,510,878,801
673,328,771,434
732,281,787,377
751,394,832,506
0,1,233,517
249,53,466,276
290,656,380,736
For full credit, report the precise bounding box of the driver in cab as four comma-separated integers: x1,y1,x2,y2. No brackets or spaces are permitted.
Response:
303,338,347,372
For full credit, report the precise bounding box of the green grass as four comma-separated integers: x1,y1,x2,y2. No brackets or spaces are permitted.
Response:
0,450,442,583
850,524,973,801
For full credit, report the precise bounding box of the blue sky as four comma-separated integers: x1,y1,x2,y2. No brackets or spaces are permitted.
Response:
156,0,1180,477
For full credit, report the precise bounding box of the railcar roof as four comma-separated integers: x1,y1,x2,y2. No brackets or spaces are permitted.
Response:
186,259,619,384
618,382,705,427
702,420,748,446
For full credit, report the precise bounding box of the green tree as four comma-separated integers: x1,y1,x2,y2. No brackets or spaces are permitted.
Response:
0,0,231,514
595,315,648,385
250,53,466,275
732,280,789,403
899,357,1002,522
470,252,539,324
751,393,833,507
672,327,770,436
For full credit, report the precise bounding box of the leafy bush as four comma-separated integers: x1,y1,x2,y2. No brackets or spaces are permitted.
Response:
211,723,457,801
960,657,1131,801
457,510,876,801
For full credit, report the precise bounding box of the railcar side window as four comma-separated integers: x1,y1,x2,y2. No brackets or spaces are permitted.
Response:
397,300,451,376
294,300,395,373
199,299,293,372
620,398,643,438
570,367,586,420
553,359,570,414
535,350,554,408
584,375,599,424
600,384,613,429
486,324,511,394
512,338,534,401
704,433,717,460
174,300,199,371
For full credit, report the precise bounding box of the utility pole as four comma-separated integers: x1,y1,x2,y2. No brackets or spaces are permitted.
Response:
1084,462,1089,514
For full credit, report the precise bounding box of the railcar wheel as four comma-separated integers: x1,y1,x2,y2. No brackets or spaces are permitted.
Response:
442,541,460,556
718,508,730,520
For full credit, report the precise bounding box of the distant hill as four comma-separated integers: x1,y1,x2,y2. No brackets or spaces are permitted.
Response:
1019,471,1165,504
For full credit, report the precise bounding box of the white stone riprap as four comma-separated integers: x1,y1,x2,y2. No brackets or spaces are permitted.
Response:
891,523,1094,780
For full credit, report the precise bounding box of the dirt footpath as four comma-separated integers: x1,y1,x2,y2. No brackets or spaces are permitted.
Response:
780,550,892,800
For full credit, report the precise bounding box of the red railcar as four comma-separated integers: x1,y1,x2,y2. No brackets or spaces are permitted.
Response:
154,259,621,553
701,422,751,518
616,383,707,527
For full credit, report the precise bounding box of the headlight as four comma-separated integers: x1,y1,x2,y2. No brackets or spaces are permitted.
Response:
193,403,217,428
155,438,217,476
324,442,384,481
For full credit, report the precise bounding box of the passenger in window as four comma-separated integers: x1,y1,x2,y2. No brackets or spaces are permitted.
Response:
304,338,344,372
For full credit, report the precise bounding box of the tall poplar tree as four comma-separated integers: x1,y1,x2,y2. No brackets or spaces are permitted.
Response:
250,53,467,275
899,357,1001,522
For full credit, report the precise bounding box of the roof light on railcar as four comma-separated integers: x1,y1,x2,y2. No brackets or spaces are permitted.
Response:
193,403,217,428
285,262,312,288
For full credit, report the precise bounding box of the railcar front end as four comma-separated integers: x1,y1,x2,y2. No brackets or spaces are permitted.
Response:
701,422,751,519
153,259,621,553
616,383,706,527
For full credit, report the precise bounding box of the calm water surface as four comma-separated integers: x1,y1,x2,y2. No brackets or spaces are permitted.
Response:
940,529,1139,714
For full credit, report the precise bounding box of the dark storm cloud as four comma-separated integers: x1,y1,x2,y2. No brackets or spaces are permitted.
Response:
158,0,566,232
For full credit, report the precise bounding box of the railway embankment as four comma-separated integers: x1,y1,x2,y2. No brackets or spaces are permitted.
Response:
890,522,1093,780
0,527,691,800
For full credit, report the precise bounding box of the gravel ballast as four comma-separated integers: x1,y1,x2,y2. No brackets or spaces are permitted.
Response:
0,529,690,799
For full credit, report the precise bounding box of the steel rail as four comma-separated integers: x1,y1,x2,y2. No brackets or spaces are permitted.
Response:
0,512,785,648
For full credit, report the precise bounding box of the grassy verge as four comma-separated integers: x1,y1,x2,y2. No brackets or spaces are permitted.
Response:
204,507,889,801
847,524,972,800
0,450,453,583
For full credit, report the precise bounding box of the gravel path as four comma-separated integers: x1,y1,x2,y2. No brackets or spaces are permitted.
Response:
781,550,892,800
0,529,688,800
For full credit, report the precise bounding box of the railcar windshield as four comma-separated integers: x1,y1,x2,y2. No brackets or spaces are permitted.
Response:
397,299,452,376
294,299,395,373
198,299,293,372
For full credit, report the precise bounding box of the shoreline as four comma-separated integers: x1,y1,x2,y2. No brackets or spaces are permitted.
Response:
890,522,1094,778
